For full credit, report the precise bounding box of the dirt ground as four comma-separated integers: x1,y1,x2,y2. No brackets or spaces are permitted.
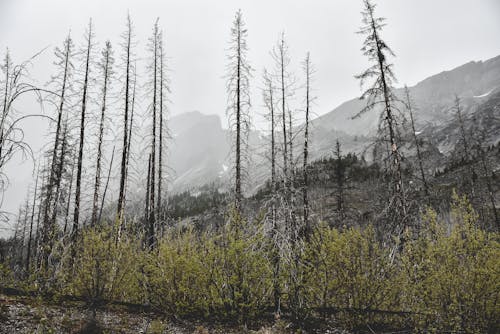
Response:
0,294,352,334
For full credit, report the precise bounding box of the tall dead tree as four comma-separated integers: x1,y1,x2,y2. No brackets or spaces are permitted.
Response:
356,0,407,233
263,68,281,313
72,20,94,243
40,33,73,271
91,41,113,227
50,117,70,233
301,53,313,238
119,62,136,240
146,20,161,249
272,33,291,200
157,32,169,229
404,86,429,197
226,10,251,212
117,14,134,224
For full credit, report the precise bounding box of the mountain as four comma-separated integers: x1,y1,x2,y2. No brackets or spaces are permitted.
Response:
167,55,500,194
311,55,500,140
169,111,229,192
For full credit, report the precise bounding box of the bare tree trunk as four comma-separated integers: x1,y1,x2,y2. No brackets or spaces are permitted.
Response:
147,22,159,250
145,153,152,242
91,41,112,227
63,154,76,235
51,119,69,232
263,69,280,314
41,34,72,271
334,140,345,219
279,36,288,200
0,51,10,160
26,166,40,273
117,15,133,224
72,21,93,243
404,86,429,198
157,39,165,229
118,63,136,240
234,24,242,211
302,53,312,239
98,146,115,226
226,11,251,216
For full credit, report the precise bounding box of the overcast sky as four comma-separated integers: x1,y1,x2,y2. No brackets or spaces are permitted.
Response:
1,0,499,229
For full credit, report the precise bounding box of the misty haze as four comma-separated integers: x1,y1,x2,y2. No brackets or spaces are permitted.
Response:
0,0,499,333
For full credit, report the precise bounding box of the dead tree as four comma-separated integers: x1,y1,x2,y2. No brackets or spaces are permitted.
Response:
263,68,280,313
26,165,40,273
91,41,113,227
301,53,313,238
63,153,76,235
145,153,152,234
146,20,161,249
157,32,169,231
40,33,74,271
404,86,429,197
272,33,292,203
0,48,52,190
226,10,251,212
119,62,136,240
334,140,346,219
98,146,115,225
72,20,94,244
50,117,71,233
117,14,134,224
356,0,407,234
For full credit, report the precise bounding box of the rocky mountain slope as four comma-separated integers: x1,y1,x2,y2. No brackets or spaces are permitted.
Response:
166,55,500,194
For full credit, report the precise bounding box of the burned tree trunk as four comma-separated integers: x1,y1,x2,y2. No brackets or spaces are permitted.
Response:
41,34,73,271
301,53,312,238
147,20,160,249
157,35,166,229
91,41,113,227
72,20,93,243
117,15,133,224
356,0,407,235
404,86,429,198
26,166,40,273
226,10,251,212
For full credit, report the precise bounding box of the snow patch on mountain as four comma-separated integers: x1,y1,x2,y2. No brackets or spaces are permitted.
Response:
474,89,494,98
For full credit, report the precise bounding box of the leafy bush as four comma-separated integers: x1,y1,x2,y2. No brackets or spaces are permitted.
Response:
65,226,141,305
400,192,499,333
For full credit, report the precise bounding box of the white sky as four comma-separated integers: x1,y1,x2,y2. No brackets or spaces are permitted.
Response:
0,0,499,227
2,0,499,121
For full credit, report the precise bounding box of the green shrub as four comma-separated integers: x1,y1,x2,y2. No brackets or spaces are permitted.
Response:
401,192,499,333
65,226,141,305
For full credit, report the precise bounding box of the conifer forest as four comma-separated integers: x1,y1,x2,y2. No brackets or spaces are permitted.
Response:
0,0,499,333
